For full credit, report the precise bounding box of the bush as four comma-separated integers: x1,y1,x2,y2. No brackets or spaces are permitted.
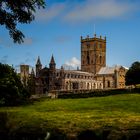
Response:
0,63,30,106
58,89,140,99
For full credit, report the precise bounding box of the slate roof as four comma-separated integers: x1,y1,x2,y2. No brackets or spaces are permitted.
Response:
98,65,128,75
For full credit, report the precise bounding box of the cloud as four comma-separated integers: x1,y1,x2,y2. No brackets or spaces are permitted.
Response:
35,0,139,23
64,0,137,22
63,57,81,70
35,3,65,22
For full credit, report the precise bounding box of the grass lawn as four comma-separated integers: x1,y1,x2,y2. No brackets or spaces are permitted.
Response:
0,93,140,139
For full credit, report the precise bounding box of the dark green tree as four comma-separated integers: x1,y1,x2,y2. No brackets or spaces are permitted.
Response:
125,61,140,86
0,0,45,44
0,63,30,106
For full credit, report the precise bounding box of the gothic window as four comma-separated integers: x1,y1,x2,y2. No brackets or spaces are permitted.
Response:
80,82,83,89
87,51,90,64
108,81,110,87
94,83,96,89
100,56,102,64
100,83,102,89
87,83,90,89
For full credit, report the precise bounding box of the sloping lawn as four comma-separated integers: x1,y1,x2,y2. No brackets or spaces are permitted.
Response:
0,93,140,139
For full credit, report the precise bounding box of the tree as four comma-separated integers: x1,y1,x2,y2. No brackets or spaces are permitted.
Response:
0,63,30,106
0,0,45,44
125,61,140,86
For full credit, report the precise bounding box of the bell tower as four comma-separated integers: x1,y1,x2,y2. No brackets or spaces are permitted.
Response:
81,34,106,74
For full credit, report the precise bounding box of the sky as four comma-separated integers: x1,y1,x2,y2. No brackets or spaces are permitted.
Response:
0,0,140,72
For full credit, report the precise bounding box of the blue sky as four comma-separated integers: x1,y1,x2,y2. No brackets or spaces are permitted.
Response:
0,0,140,71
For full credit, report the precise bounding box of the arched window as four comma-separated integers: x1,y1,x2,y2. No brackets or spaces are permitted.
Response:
87,83,90,89
87,51,90,64
100,83,102,89
100,55,102,64
108,81,110,88
94,83,96,89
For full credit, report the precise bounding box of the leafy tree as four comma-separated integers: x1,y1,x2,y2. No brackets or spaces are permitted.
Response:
0,63,30,106
0,0,45,44
125,61,140,86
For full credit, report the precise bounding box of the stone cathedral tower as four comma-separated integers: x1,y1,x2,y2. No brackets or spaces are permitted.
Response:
81,34,106,74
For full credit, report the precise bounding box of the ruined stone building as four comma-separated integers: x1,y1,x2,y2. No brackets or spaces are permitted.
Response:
20,34,128,94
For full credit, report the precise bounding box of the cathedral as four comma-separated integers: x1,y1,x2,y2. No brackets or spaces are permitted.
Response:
20,34,127,94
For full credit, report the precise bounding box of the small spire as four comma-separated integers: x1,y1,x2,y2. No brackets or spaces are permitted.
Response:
31,68,35,75
36,56,41,65
50,55,55,64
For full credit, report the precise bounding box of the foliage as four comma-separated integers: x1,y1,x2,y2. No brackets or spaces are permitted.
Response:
27,75,36,95
0,0,45,43
0,94,140,139
0,63,30,106
58,89,131,99
125,61,140,86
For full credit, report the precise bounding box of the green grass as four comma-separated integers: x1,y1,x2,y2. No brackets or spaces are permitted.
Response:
0,93,140,136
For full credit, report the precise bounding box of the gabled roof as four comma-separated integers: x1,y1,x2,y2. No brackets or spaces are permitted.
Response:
98,66,115,75
98,65,128,75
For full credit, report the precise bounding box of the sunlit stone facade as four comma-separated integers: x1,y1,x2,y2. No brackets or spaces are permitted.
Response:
20,35,127,94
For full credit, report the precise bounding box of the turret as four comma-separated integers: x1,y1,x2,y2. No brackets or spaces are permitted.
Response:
49,55,56,70
49,55,56,91
60,66,65,90
36,56,42,76
60,66,64,78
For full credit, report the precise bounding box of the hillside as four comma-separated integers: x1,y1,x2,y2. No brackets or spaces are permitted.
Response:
0,93,140,139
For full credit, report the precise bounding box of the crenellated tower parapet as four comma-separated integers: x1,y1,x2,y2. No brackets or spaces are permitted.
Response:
81,34,106,43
